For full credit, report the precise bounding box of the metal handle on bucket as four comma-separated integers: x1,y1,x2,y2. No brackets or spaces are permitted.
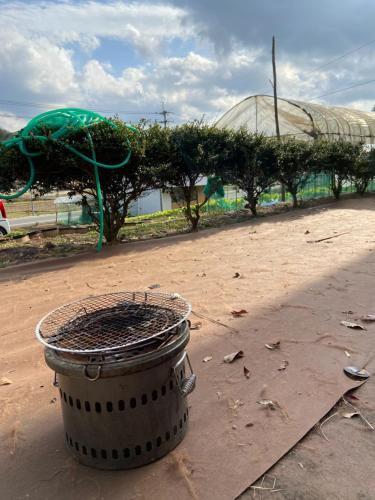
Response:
83,364,102,382
173,351,196,397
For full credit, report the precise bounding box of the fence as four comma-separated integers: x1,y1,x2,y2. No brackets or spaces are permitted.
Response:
6,173,375,229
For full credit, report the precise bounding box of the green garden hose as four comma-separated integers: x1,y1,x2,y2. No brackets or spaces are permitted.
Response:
0,108,136,251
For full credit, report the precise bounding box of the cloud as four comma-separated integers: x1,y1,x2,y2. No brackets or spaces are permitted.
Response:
0,1,192,57
0,0,375,133
0,111,27,132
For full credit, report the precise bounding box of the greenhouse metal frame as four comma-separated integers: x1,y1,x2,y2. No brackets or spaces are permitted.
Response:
216,95,375,144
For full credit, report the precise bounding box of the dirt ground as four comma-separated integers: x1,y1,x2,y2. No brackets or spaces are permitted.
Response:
1,197,375,500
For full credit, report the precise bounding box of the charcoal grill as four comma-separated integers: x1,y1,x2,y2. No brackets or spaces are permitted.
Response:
36,291,196,470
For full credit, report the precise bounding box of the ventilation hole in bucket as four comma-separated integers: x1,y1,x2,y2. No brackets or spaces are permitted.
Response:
165,431,171,441
106,402,113,413
75,442,79,452
123,448,130,458
161,385,166,396
118,400,125,411
69,437,73,447
69,396,73,407
65,433,68,443
95,402,102,413
173,425,177,435
101,450,107,459
82,446,87,455
112,449,119,459
146,441,152,451
186,407,189,415
179,419,183,429
85,401,91,412
63,392,67,403
135,445,141,456
141,394,148,405
130,398,136,409
156,437,162,447
59,388,62,398
169,380,174,390
184,413,187,422
91,448,97,458
152,390,158,401
180,370,183,380
76,399,81,410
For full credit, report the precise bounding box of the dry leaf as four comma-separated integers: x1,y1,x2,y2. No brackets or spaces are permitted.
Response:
224,350,244,363
298,463,304,469
360,314,375,322
340,320,366,330
346,394,360,401
233,272,241,279
0,377,12,386
244,366,250,379
190,322,202,330
342,310,354,315
343,411,359,419
231,309,248,317
278,360,289,371
202,356,212,363
304,230,310,234
245,422,254,428
265,341,281,350
257,399,278,410
345,351,351,358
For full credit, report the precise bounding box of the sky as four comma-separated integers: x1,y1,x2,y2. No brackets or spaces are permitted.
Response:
1,0,375,131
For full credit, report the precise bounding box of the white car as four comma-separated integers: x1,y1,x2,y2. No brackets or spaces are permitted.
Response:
0,201,10,235
0,216,10,235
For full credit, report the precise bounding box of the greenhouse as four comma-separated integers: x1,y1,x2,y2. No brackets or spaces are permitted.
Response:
216,94,375,144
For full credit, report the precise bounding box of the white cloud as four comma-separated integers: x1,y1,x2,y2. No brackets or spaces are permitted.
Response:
0,111,27,132
0,1,192,57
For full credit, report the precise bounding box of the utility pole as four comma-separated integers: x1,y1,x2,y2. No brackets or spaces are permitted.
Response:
272,36,285,201
158,101,173,128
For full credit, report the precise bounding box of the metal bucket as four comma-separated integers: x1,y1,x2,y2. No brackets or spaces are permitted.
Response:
44,321,195,469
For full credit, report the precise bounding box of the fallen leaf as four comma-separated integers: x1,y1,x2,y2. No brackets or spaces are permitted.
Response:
265,341,281,350
360,314,375,322
202,356,212,363
233,272,241,279
148,284,160,289
298,463,304,469
343,412,359,419
231,309,248,317
0,377,12,386
346,394,360,401
244,366,251,379
224,350,244,363
257,399,278,410
232,424,237,430
304,230,310,234
340,320,366,330
245,422,254,428
278,360,289,371
342,310,354,315
190,322,202,330
345,351,351,358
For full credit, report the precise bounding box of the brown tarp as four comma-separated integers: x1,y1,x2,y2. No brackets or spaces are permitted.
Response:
1,200,374,499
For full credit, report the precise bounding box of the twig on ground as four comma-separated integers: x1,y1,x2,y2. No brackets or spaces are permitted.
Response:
192,310,239,333
307,232,349,243
319,412,338,441
342,398,374,431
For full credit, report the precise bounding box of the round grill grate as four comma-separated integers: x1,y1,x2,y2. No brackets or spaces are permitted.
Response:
36,291,191,354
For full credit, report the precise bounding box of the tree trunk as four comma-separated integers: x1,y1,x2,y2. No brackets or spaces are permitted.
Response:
288,187,298,208
331,173,341,200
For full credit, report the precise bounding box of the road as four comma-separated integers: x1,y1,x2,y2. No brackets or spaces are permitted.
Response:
10,213,57,228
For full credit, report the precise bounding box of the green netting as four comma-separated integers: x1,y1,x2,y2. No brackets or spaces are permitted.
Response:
0,108,137,251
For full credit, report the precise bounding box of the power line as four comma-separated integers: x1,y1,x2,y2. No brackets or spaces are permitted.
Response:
309,77,375,101
305,37,375,77
0,98,164,116
156,101,173,128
